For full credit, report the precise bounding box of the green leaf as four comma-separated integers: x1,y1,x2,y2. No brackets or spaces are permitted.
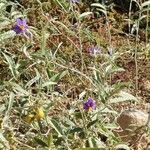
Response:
47,133,54,148
50,70,68,82
96,8,107,15
34,137,48,147
79,91,86,99
105,64,125,77
55,0,67,12
91,3,106,10
20,44,32,59
0,132,10,149
88,137,94,148
100,107,118,114
0,19,10,30
79,12,93,19
41,81,56,88
49,119,63,137
10,82,29,96
0,2,6,11
141,1,150,8
109,91,138,104
69,127,83,134
0,104,5,113
0,30,16,42
2,92,15,127
1,52,17,78
87,119,98,128
7,92,14,114
115,143,130,150
25,69,40,88
11,11,22,18
87,137,106,148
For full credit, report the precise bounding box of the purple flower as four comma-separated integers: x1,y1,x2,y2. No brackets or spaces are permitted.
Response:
87,46,101,55
83,98,96,111
13,18,28,34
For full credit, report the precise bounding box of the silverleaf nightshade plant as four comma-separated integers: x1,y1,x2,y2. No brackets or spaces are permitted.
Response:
83,98,96,111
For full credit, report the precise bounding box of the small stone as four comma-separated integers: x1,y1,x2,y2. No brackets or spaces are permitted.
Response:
117,109,149,130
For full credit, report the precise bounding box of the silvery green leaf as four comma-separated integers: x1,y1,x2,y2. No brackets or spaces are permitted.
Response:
79,91,86,99
0,132,10,150
109,91,138,104
0,2,6,11
0,30,16,43
79,12,93,19
25,69,41,88
1,52,17,78
141,1,150,8
10,82,29,96
0,20,11,30
91,3,106,10
41,81,56,87
49,119,63,137
115,144,130,150
11,11,22,17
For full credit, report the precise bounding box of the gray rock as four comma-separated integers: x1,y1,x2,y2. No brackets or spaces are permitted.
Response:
117,109,149,130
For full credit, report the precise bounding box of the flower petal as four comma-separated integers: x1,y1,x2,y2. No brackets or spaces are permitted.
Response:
16,18,23,26
12,25,23,34
22,19,27,26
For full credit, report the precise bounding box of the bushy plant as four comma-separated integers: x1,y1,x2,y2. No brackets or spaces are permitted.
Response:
0,0,149,149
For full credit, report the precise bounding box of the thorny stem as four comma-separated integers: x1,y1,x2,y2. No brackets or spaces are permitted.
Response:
129,0,132,34
145,5,149,45
135,8,142,96
106,14,112,48
105,11,112,85
53,61,94,86
128,0,140,96
71,4,85,72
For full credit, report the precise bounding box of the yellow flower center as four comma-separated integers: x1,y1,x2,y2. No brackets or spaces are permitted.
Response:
88,107,93,112
20,25,25,30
